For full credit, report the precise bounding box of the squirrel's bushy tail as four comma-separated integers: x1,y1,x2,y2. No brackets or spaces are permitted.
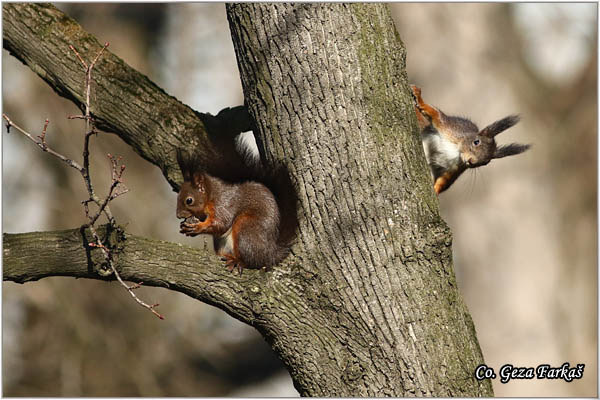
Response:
262,163,299,259
233,144,299,265
242,153,299,264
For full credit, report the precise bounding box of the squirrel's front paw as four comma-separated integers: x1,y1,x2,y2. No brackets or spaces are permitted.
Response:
410,84,421,100
180,216,201,236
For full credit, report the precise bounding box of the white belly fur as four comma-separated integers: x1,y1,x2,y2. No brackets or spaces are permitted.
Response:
213,226,234,256
421,131,461,172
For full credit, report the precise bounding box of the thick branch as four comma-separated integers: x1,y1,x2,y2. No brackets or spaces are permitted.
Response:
2,2,251,189
3,226,269,322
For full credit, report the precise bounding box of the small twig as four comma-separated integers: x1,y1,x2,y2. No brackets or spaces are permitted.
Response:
90,42,109,69
84,180,126,227
70,42,108,126
69,44,88,69
107,153,129,197
2,114,83,171
67,114,93,122
70,44,111,223
1,114,114,225
82,153,129,228
37,118,49,149
88,229,164,320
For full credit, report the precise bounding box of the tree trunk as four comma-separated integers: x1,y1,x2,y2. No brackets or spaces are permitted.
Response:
226,4,491,396
3,3,492,396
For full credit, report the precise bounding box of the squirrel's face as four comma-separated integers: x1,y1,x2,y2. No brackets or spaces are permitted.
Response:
176,177,208,221
459,134,496,168
459,114,526,168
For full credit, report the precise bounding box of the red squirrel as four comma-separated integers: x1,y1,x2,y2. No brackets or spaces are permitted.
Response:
176,141,298,275
410,85,530,194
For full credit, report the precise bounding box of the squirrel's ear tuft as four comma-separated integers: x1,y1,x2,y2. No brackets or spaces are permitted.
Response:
191,172,205,191
480,115,520,137
176,149,195,181
493,143,531,159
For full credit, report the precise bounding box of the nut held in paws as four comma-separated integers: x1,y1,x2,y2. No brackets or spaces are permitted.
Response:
185,216,200,224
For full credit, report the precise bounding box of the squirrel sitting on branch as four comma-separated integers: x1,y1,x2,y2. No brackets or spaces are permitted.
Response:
176,132,298,275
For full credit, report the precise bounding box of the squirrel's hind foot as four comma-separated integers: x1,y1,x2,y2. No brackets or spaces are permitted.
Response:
222,255,246,276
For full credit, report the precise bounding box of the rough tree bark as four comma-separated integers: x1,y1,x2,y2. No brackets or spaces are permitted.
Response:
3,3,492,396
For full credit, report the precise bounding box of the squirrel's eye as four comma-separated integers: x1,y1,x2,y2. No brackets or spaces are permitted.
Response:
185,197,193,206
473,139,481,146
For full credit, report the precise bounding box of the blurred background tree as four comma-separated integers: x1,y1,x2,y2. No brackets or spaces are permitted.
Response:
2,3,596,396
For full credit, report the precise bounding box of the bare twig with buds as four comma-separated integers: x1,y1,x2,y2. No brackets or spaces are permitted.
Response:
2,42,163,320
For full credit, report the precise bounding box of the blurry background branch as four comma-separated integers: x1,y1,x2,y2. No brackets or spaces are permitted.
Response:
2,2,251,190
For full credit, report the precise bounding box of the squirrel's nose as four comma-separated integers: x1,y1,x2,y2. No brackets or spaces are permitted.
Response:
176,210,188,219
